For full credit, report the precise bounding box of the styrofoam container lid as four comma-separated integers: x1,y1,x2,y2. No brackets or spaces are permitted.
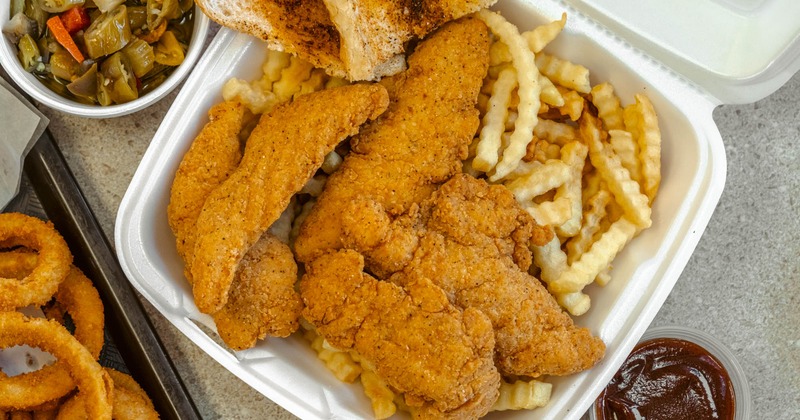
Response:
563,0,800,104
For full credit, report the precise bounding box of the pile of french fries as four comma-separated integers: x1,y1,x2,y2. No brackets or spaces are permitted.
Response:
220,9,662,418
469,10,661,319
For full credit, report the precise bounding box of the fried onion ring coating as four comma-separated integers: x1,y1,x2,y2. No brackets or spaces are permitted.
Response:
0,313,112,419
0,214,72,311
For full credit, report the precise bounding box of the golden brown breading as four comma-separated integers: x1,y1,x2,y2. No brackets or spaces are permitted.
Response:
167,100,248,284
212,233,302,350
293,17,491,264
191,84,389,314
300,249,500,418
382,175,604,378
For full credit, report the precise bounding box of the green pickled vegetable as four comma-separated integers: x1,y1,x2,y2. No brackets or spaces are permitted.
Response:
23,0,48,34
126,6,147,32
49,45,81,80
153,30,183,66
101,51,138,104
35,0,85,14
96,72,112,105
16,33,41,71
146,0,179,31
121,37,154,77
83,5,131,59
11,0,26,16
67,62,98,98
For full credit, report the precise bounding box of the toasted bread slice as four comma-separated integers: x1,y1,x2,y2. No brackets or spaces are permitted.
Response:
195,0,348,78
323,0,498,80
196,0,497,80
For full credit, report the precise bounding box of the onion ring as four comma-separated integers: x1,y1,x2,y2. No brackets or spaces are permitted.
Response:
0,313,112,419
57,369,158,420
0,214,72,311
0,249,38,280
0,269,105,410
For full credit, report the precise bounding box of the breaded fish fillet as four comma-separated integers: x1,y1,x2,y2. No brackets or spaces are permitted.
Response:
377,175,606,377
300,250,500,418
294,17,490,264
191,84,389,314
212,233,301,350
167,100,248,283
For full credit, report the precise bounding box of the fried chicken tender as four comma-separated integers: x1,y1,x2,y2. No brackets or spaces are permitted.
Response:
212,233,301,350
300,250,500,419
167,100,249,284
191,84,389,314
294,17,491,264
166,101,302,349
354,174,605,377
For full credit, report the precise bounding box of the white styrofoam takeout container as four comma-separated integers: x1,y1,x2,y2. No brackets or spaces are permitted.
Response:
0,4,210,118
115,0,799,418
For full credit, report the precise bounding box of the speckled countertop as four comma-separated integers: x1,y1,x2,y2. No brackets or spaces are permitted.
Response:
3,41,799,420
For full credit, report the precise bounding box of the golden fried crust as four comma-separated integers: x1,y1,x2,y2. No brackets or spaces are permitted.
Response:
191,84,389,314
167,100,248,284
300,250,500,418
212,234,301,350
388,175,605,377
294,17,491,264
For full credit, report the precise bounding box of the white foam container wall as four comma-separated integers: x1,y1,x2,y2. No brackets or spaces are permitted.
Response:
115,0,728,418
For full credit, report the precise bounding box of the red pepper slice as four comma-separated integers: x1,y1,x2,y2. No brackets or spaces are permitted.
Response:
46,15,85,63
60,7,91,35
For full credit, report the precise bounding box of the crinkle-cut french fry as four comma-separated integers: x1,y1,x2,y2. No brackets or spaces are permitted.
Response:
360,368,397,419
324,76,350,89
262,49,292,85
272,56,315,101
474,67,517,172
582,112,652,229
590,82,624,130
491,379,553,411
624,94,662,204
505,110,518,131
478,10,542,182
502,159,543,180
531,231,587,313
477,93,491,118
535,52,591,93
221,77,279,114
556,291,591,316
539,73,564,107
533,119,578,146
595,264,612,287
321,151,343,174
309,333,362,383
532,230,567,285
489,40,512,66
549,216,637,293
556,86,584,121
582,169,604,201
294,68,329,99
299,175,327,197
505,159,571,202
522,13,567,54
524,138,547,163
566,189,611,264
525,196,571,226
609,129,642,185
554,141,588,237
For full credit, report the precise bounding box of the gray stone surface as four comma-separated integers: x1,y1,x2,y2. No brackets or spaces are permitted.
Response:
3,44,798,420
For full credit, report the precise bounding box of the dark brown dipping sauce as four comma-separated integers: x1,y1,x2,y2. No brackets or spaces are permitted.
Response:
595,337,735,420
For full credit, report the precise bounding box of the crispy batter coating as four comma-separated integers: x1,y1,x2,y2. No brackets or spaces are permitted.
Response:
191,84,389,314
167,100,249,284
359,174,605,377
300,250,500,419
294,17,491,264
212,233,302,350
